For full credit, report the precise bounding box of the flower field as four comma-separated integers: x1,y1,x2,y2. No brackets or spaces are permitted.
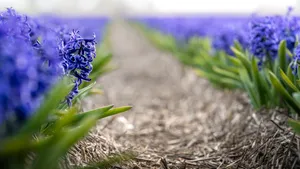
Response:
1,4,300,169
128,8,300,168
135,9,300,132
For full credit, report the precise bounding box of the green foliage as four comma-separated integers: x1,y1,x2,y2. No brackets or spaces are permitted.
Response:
0,77,132,169
288,119,300,135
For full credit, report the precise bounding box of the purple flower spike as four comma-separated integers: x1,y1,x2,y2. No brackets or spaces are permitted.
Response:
60,30,97,106
292,45,300,74
249,17,279,67
0,9,60,131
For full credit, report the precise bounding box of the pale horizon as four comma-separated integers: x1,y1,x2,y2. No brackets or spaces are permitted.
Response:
0,0,297,16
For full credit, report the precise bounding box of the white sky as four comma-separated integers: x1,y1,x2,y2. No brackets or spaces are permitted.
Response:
126,0,297,13
0,0,297,14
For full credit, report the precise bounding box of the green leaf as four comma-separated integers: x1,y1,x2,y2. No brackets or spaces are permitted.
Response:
20,78,72,134
90,66,116,80
239,69,260,109
195,69,242,88
231,47,251,75
227,56,242,67
297,65,300,79
279,69,299,92
75,82,96,98
293,92,300,103
233,40,243,52
60,82,96,109
288,119,300,135
92,53,112,73
43,107,78,134
287,49,294,58
287,65,295,82
269,71,300,113
32,113,101,169
48,105,114,126
251,58,266,106
76,152,136,169
0,134,51,156
88,87,103,95
222,66,240,74
212,66,240,81
277,40,287,72
101,106,132,119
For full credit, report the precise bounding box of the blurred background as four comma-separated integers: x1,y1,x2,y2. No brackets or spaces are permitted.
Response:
1,0,299,16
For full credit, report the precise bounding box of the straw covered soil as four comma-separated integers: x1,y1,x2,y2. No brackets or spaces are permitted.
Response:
66,21,300,169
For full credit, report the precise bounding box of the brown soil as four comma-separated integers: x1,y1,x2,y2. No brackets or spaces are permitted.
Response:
67,21,300,169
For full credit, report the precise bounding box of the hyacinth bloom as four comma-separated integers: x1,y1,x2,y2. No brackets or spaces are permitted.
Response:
0,8,98,134
60,30,96,106
0,10,60,132
275,8,300,53
212,25,236,55
249,17,279,67
212,23,249,55
292,45,300,74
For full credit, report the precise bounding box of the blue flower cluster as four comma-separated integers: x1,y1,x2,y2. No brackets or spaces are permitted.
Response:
0,9,60,128
0,8,106,131
139,10,300,67
212,23,249,55
249,17,279,67
60,30,96,106
138,16,251,54
292,45,300,74
275,8,300,53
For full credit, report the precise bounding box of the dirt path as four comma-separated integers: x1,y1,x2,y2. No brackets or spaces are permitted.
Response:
68,21,299,169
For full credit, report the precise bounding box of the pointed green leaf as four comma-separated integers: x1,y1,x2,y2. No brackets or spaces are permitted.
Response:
76,152,136,169
212,66,239,80
20,78,72,134
0,135,52,156
280,69,299,92
90,66,116,80
92,53,112,73
76,82,96,99
287,49,293,58
269,71,300,113
61,82,97,109
32,114,100,169
287,65,295,82
293,92,300,103
227,56,242,67
195,69,242,88
49,105,114,126
100,106,132,119
288,119,300,135
47,107,78,133
239,69,260,109
231,47,251,75
277,40,287,72
251,58,264,105
233,40,243,52
222,66,240,74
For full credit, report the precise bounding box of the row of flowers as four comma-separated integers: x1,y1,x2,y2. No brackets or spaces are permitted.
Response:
0,8,132,169
135,8,300,135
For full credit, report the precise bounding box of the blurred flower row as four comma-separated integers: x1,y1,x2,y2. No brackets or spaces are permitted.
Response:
135,8,300,135
0,8,132,169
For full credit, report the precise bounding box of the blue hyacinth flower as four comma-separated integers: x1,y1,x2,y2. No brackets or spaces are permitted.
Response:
60,30,96,106
292,45,300,75
0,15,59,135
249,16,279,67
